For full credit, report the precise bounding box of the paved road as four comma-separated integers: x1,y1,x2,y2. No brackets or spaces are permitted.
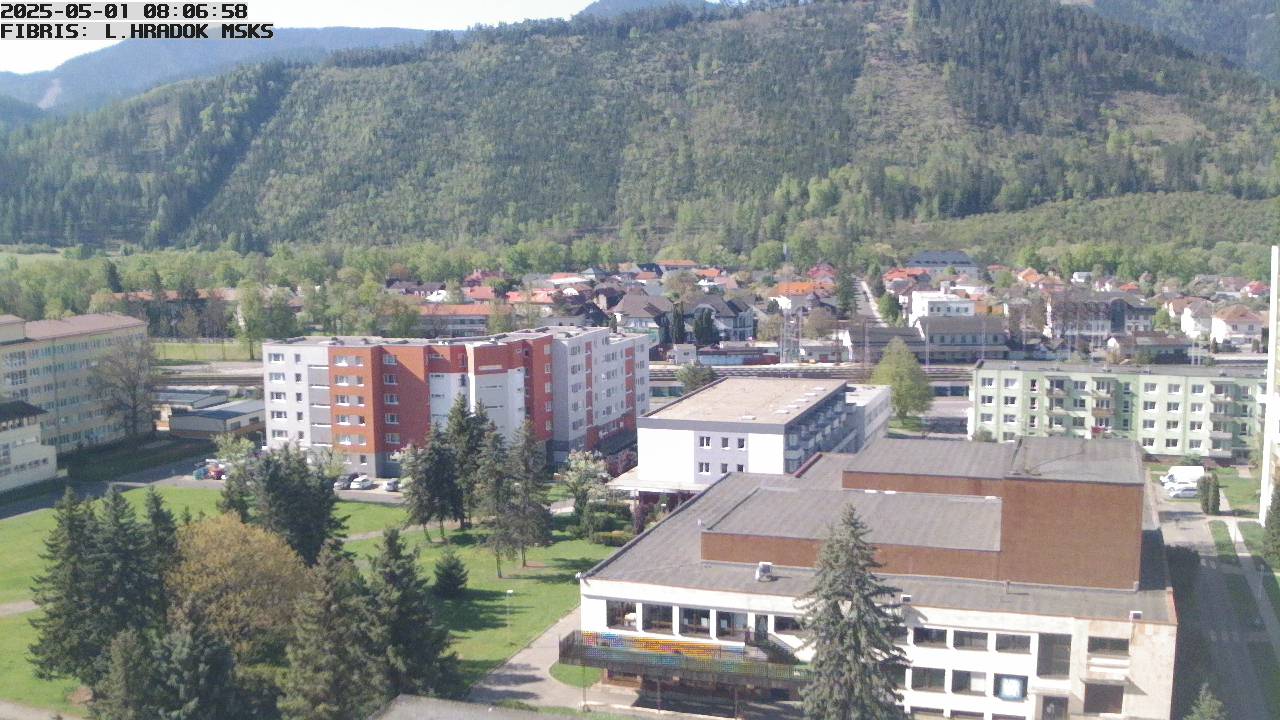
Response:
1155,485,1271,720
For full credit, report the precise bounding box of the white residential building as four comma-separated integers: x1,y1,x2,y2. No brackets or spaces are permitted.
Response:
610,378,889,499
0,399,57,493
907,290,976,328
1210,305,1264,347
1179,301,1213,341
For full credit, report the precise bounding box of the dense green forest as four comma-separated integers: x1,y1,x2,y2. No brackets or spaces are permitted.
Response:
1089,0,1280,83
0,0,1278,280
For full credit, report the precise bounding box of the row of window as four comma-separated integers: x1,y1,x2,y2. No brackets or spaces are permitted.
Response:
981,374,1257,397
698,435,747,449
697,461,745,474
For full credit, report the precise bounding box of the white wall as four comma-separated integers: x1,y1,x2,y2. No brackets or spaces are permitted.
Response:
637,427,696,489
746,431,785,474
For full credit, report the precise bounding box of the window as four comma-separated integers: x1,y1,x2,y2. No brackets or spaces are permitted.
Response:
1189,421,1202,431
383,373,398,385
996,634,1030,653
294,373,302,382
952,670,987,695
385,413,399,425
1191,402,1204,413
910,667,945,691
269,372,286,382
1003,414,1016,425
1143,383,1156,392
1142,401,1156,411
1072,398,1086,409
1029,398,1038,410
1072,380,1087,391
913,627,947,647
716,611,747,641
1088,637,1130,656
994,674,1028,701
1004,396,1018,406
605,600,636,631
981,395,994,405
1167,402,1180,412
697,462,710,474
383,354,397,365
1003,378,1017,388
1167,420,1180,430
774,615,802,634
737,438,746,449
698,435,711,447
643,604,674,634
1028,416,1037,428
1166,438,1179,449
954,630,988,650
980,413,993,423
270,392,286,401
721,437,729,448
679,607,710,637
1142,437,1155,448
736,464,744,472
1168,384,1181,394
1083,684,1124,714
720,463,728,473
268,353,284,363
981,377,994,388
270,411,286,419
385,433,400,444
1192,384,1205,394
1037,634,1072,678
271,430,287,439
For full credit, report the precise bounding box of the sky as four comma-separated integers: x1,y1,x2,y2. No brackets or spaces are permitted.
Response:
0,0,591,73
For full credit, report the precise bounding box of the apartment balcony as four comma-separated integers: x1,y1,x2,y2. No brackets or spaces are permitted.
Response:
1090,407,1114,418
1091,386,1114,398
1046,387,1068,399
1209,413,1237,423
1048,406,1069,415
1046,425,1072,436
1209,429,1234,439
1084,653,1131,682
558,631,808,690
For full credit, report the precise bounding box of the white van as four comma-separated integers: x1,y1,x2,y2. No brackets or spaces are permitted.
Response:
1162,466,1206,486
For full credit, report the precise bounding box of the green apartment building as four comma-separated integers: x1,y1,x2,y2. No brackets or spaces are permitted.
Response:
969,360,1263,460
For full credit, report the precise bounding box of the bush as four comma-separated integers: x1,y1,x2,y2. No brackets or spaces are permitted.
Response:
432,547,468,598
590,530,634,547
1198,474,1221,516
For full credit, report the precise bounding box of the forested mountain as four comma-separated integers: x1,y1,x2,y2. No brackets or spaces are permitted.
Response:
0,28,430,114
575,0,709,18
0,96,42,132
0,0,1277,278
1085,0,1280,83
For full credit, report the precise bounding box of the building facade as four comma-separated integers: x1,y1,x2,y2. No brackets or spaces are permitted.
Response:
0,400,57,493
908,290,976,328
1044,292,1154,350
610,378,889,498
968,360,1263,460
568,438,1175,720
263,326,652,475
0,313,149,453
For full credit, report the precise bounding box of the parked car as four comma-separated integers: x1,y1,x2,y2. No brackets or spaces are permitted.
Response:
1162,465,1205,486
349,475,374,491
1167,486,1199,499
382,479,400,492
333,477,352,491
192,466,209,480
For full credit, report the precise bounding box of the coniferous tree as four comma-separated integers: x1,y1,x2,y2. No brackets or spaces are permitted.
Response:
444,395,485,528
366,529,458,701
1186,684,1226,720
402,429,463,540
278,542,379,720
158,606,241,720
691,308,718,346
143,487,178,574
82,489,166,684
30,489,100,683
667,305,687,344
432,548,469,599
90,630,163,720
801,504,907,720
237,446,346,565
1264,480,1280,565
509,420,553,567
474,427,518,578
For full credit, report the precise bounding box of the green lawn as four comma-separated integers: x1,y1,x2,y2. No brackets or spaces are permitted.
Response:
345,521,612,687
1217,468,1260,518
62,438,215,483
0,612,81,716
549,662,602,689
1209,521,1240,566
1239,522,1280,632
153,341,253,362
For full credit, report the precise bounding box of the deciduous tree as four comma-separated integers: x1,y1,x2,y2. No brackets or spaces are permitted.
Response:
89,334,155,441
871,337,933,422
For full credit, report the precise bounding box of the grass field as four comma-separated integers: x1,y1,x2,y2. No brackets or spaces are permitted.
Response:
345,520,612,687
0,251,62,268
153,341,252,362
0,487,601,713
549,662,602,689
1249,642,1280,711
1238,522,1280,630
1216,467,1259,517
1209,521,1240,566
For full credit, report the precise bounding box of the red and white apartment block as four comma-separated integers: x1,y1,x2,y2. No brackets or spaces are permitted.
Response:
263,326,653,476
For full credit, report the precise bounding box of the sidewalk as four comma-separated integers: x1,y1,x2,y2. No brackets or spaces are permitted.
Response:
1217,492,1280,663
468,607,641,712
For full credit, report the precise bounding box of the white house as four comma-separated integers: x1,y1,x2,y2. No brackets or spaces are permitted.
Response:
1179,301,1213,341
907,290,976,328
1211,305,1265,347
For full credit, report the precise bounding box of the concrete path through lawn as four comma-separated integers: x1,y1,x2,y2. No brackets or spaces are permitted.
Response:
0,699,80,720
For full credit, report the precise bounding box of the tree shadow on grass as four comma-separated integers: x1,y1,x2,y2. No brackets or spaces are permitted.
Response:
437,587,515,634
522,555,601,585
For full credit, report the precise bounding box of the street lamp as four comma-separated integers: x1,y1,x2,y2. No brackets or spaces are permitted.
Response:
506,589,514,643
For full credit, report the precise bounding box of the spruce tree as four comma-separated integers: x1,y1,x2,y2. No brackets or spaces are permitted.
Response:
1265,480,1280,565
510,420,552,567
143,487,178,573
83,489,166,684
475,427,518,578
433,548,468,599
30,489,100,682
444,395,483,528
90,630,163,720
1186,684,1226,720
241,446,346,565
403,429,463,540
800,504,907,720
278,542,379,720
157,606,240,720
366,529,458,701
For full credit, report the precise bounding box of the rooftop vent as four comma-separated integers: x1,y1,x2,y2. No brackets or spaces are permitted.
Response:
755,562,775,583
1129,610,1143,621
901,594,912,604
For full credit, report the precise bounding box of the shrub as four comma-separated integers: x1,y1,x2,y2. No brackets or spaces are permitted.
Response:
432,547,468,598
590,530,634,547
